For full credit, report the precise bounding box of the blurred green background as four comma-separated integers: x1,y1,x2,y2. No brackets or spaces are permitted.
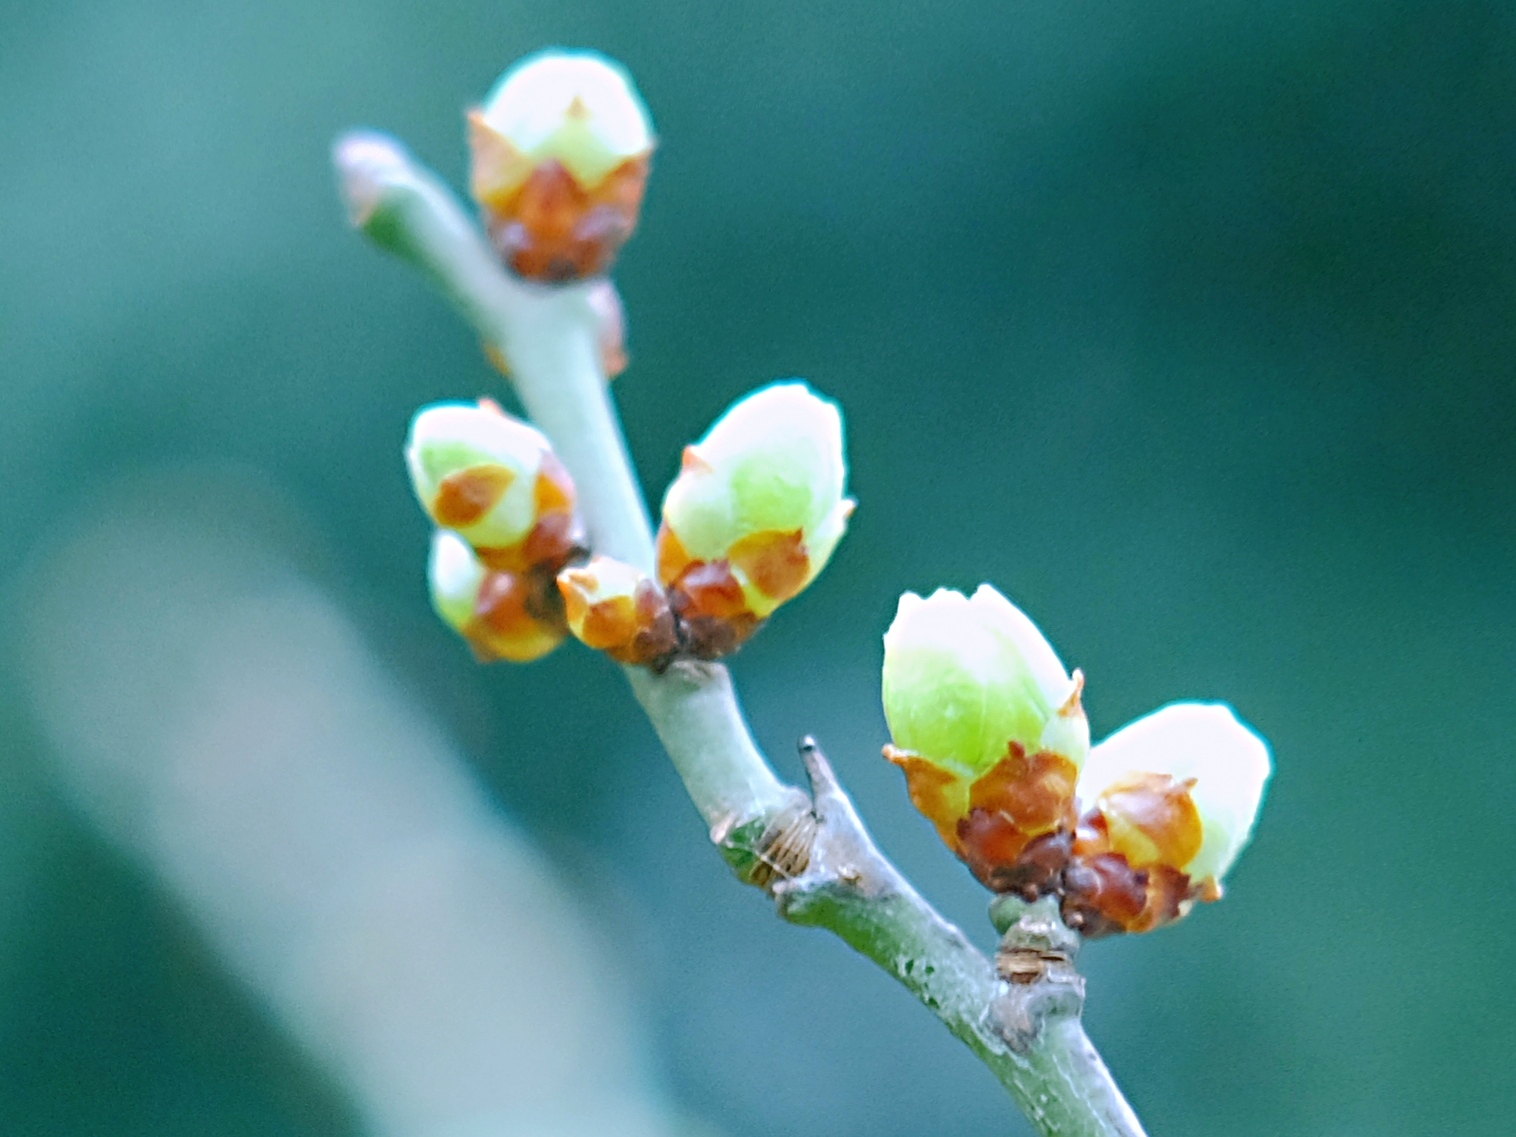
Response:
3,0,1514,1134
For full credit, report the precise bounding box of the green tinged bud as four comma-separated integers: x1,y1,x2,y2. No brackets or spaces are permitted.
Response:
656,382,852,635
882,585,1083,778
468,50,655,280
405,400,582,573
472,50,653,198
428,529,488,633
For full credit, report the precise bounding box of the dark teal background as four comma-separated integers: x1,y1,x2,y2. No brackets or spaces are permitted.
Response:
3,0,1514,1133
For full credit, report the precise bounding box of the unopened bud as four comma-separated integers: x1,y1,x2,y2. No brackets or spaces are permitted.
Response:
556,556,678,666
405,400,584,573
880,585,1087,891
656,382,852,656
1063,702,1271,935
428,531,566,663
468,49,654,280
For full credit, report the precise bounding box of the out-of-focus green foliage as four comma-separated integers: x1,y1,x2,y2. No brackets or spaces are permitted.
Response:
1,0,1513,1134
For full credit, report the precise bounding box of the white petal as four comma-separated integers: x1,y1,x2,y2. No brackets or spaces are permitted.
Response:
481,50,652,168
969,584,1073,708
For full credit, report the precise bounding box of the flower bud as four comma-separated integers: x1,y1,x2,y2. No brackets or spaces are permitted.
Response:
556,556,678,666
655,382,852,656
1063,702,1271,935
880,585,1087,891
405,399,584,574
468,49,654,280
428,531,566,663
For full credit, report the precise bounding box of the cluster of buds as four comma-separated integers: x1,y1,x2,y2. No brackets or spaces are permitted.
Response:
407,383,851,669
404,55,854,670
407,400,586,662
468,50,654,281
656,382,853,658
882,586,1270,936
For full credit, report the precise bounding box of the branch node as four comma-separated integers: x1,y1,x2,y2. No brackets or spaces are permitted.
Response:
988,895,1087,1052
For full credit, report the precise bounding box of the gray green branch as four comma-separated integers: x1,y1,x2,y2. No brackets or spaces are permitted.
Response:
333,129,1147,1137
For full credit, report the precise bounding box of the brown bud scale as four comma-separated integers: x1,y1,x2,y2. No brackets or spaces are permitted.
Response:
477,152,650,281
882,744,1217,937
464,568,568,663
434,465,515,529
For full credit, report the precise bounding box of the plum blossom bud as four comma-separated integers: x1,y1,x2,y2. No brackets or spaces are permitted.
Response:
1063,702,1271,935
427,531,566,663
556,556,678,666
880,585,1088,893
468,49,654,280
405,400,584,574
656,382,852,657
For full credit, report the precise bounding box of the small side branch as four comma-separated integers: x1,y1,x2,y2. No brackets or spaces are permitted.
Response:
334,130,1146,1137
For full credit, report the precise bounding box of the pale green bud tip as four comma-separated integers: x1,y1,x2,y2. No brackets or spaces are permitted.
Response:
428,530,486,632
661,381,851,566
881,585,1078,777
1078,702,1271,884
479,49,653,191
403,401,552,548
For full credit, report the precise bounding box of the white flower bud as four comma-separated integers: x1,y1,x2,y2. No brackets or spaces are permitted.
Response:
404,400,581,572
656,382,852,637
1077,702,1271,886
468,50,655,279
880,584,1087,889
882,585,1083,777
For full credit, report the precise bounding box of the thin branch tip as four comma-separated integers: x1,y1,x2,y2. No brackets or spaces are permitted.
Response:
795,735,843,801
332,131,411,225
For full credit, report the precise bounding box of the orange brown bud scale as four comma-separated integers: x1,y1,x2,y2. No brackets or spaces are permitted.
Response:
885,741,1079,893
556,558,679,667
465,567,568,664
433,465,515,529
656,527,813,658
473,454,586,575
1095,772,1204,872
1061,807,1201,935
473,147,650,281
